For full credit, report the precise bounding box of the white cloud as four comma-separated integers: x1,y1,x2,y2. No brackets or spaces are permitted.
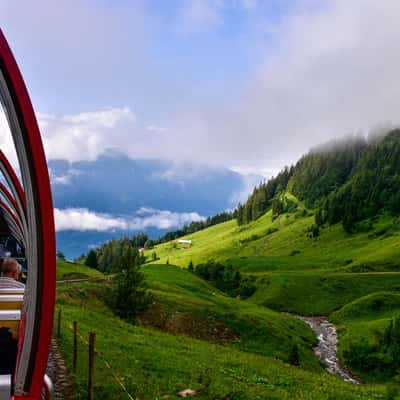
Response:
146,125,168,134
217,0,400,169
0,1,149,112
49,168,81,185
54,207,205,232
167,0,400,172
133,209,205,230
0,107,18,167
38,108,136,162
54,208,127,232
229,172,263,205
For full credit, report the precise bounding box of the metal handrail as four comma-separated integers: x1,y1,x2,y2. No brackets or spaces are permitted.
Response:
43,375,54,400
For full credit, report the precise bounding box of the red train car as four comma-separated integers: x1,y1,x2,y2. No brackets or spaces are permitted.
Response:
0,30,56,399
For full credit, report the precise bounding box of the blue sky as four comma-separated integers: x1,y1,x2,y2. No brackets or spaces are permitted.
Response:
1,0,400,176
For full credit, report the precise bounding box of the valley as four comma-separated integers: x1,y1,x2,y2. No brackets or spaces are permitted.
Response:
55,132,400,398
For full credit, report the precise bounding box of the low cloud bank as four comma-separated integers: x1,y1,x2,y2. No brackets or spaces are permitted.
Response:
54,207,205,232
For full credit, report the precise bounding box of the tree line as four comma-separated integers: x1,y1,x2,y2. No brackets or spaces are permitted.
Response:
82,211,234,271
236,166,293,225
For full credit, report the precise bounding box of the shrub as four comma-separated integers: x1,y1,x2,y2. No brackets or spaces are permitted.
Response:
188,260,194,272
194,260,255,299
288,343,300,366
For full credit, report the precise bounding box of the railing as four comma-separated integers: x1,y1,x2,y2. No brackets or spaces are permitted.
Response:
43,375,54,400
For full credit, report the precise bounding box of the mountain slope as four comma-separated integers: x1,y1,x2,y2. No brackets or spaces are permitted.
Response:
147,202,400,272
238,130,400,230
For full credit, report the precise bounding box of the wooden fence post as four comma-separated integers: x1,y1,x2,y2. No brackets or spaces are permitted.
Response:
88,332,96,400
57,309,62,338
73,321,78,373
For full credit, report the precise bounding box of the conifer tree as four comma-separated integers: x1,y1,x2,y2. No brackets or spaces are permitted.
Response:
107,246,151,323
85,249,98,269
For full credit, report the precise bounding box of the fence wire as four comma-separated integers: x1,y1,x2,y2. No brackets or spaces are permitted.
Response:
66,322,137,400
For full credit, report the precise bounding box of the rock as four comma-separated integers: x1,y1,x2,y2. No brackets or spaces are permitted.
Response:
177,388,198,397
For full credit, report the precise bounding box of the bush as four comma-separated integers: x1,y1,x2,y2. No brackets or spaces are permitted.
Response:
386,376,400,400
288,343,300,366
194,260,255,299
236,281,256,299
343,316,400,380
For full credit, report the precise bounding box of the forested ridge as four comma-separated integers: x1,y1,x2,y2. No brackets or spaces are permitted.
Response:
237,130,400,231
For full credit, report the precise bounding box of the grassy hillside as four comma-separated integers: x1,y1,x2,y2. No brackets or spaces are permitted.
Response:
331,292,400,323
141,199,400,387
143,264,320,370
329,292,400,383
55,263,385,399
251,272,400,315
56,259,104,281
56,262,321,370
146,205,400,273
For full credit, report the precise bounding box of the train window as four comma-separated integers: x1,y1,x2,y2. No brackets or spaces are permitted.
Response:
0,30,56,399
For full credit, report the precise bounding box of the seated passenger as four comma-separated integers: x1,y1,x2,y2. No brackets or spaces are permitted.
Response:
0,259,23,375
0,327,17,374
0,258,25,289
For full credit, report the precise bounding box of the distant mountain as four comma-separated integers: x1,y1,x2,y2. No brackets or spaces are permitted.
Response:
50,153,259,257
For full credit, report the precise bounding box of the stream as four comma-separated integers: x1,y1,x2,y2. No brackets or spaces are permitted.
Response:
295,316,361,384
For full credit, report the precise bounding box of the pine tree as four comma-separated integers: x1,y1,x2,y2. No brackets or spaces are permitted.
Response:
56,250,66,260
383,319,394,350
85,249,98,269
315,208,324,226
108,246,151,323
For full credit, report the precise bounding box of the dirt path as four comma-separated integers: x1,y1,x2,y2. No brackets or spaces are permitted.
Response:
57,277,111,284
254,238,269,256
296,316,361,384
46,338,74,399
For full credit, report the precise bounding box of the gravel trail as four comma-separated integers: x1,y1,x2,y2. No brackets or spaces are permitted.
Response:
46,338,74,399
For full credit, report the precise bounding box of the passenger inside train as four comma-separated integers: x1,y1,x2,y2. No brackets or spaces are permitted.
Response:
0,236,25,377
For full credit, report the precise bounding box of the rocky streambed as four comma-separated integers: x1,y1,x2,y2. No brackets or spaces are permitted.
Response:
296,316,361,384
